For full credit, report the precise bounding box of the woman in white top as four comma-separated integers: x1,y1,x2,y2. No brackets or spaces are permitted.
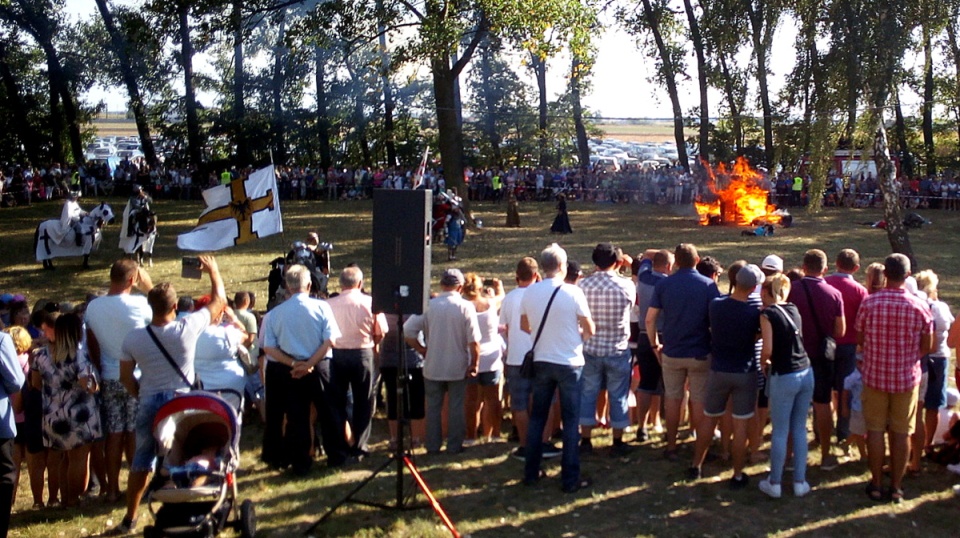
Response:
193,302,253,419
462,274,505,444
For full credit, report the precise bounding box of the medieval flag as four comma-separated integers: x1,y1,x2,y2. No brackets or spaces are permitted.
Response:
177,165,283,251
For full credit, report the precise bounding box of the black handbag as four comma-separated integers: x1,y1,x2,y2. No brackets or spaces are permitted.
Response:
520,286,563,379
146,325,203,390
801,280,837,362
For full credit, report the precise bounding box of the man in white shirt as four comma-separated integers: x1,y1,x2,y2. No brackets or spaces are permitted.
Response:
520,243,595,493
85,259,153,503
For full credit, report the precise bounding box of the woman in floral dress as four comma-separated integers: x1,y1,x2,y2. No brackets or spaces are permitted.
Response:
31,313,101,507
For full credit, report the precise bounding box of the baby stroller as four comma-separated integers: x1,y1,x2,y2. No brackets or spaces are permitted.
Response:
143,392,256,538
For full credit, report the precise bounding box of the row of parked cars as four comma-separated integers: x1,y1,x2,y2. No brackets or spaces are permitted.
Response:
84,136,145,161
588,138,695,171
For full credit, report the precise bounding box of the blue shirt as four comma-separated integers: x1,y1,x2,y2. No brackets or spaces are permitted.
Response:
636,259,668,333
263,293,341,362
709,296,761,373
650,268,720,357
0,332,26,439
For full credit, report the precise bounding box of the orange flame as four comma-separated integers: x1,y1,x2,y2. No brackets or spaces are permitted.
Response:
694,157,779,226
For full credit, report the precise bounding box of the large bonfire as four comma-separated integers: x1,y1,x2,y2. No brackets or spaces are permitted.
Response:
694,157,781,226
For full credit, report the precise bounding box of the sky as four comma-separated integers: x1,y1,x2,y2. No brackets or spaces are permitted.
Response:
66,0,926,125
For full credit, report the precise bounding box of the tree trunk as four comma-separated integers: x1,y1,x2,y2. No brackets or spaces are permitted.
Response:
271,11,287,164
683,0,709,161
376,0,397,167
947,21,960,152
48,80,63,164
315,46,332,170
39,42,83,165
874,117,914,261
922,31,936,176
641,0,690,172
747,3,774,168
717,52,742,154
571,55,590,171
95,0,157,165
354,92,372,167
0,41,40,164
432,57,467,199
231,0,250,165
893,89,914,178
530,52,548,168
841,2,860,141
479,41,502,166
178,2,202,166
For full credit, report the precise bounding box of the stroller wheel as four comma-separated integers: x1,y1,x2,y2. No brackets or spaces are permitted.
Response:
239,499,257,538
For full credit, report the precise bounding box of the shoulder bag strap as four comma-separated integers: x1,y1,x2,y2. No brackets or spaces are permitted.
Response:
531,286,563,351
772,304,801,335
800,280,826,337
145,325,192,387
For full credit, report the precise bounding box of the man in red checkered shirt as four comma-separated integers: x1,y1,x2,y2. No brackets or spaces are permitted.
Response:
855,253,934,503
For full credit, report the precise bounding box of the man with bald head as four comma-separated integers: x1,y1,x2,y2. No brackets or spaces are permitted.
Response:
327,266,387,457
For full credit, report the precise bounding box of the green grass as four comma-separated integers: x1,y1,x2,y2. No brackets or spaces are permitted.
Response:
3,197,960,537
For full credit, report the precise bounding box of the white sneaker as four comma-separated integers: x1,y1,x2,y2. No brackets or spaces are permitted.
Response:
793,481,811,497
947,463,960,476
759,478,782,499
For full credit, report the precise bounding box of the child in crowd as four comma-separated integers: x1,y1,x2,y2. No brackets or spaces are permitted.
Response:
841,357,867,462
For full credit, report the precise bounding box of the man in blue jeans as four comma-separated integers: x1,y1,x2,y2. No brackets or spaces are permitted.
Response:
578,243,636,456
520,243,595,493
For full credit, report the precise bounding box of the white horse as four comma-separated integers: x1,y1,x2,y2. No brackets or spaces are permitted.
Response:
34,202,115,270
119,203,158,266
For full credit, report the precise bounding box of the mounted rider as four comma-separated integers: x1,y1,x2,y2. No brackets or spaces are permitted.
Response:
125,184,153,237
58,190,87,247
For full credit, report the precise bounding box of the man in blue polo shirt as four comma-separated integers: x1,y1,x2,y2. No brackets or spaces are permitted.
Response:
634,248,674,442
646,243,720,461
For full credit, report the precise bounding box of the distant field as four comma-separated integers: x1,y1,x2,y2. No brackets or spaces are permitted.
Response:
92,116,682,145
595,122,689,143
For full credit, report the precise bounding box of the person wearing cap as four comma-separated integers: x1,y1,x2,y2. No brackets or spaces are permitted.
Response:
760,254,784,276
403,268,481,454
786,249,845,471
578,243,636,456
824,249,869,450
520,243,595,493
690,264,763,487
646,243,720,462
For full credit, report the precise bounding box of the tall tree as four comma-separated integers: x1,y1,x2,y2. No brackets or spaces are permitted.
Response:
745,0,781,168
682,0,709,161
622,0,690,172
94,0,158,165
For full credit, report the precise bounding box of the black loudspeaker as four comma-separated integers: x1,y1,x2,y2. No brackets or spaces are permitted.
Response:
371,189,432,314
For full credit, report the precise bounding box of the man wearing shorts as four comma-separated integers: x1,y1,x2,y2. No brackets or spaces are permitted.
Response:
787,249,845,470
634,249,673,442
856,254,933,503
691,264,763,486
578,243,636,456
85,259,153,502
646,243,720,461
106,255,225,536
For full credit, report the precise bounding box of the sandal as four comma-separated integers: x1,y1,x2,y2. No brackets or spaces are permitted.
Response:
563,476,593,494
890,488,905,504
865,482,884,502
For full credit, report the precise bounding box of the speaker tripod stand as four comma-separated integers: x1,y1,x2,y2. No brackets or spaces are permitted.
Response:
304,300,459,537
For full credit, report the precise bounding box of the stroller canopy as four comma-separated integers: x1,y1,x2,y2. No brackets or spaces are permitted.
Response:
153,392,240,468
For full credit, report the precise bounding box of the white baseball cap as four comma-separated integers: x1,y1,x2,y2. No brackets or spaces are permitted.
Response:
761,254,784,273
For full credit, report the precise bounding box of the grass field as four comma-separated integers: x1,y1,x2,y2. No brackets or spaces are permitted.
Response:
2,197,959,537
